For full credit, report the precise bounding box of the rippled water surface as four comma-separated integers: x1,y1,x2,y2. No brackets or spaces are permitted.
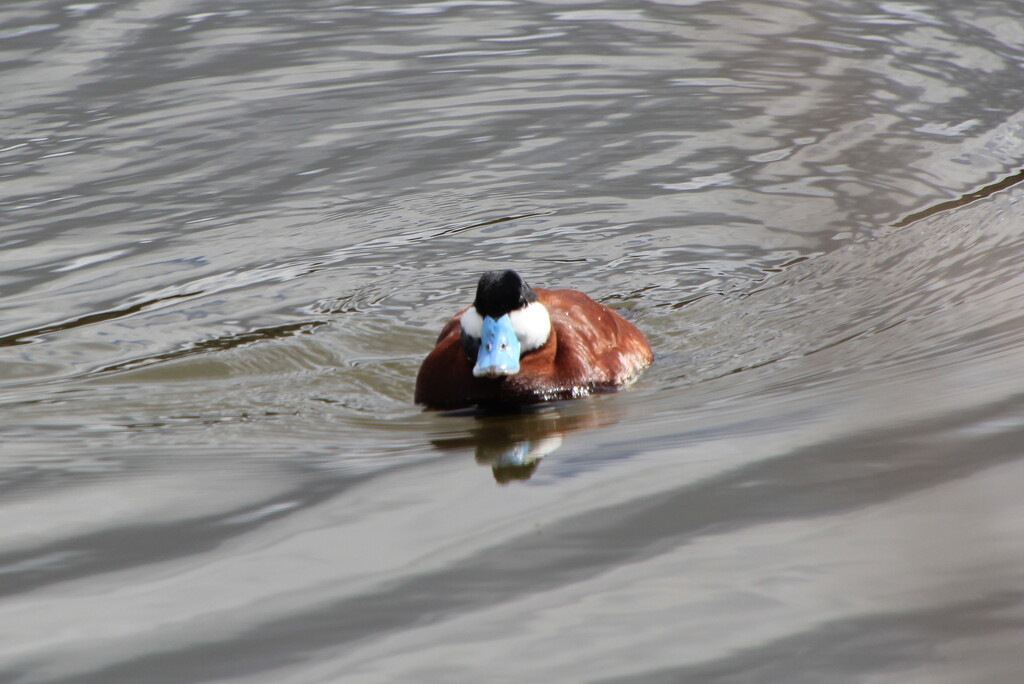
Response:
3,1,1024,682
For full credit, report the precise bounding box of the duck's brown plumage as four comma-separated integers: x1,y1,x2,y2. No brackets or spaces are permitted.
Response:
415,287,652,409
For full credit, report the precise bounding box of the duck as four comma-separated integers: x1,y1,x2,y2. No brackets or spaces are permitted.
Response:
415,269,653,409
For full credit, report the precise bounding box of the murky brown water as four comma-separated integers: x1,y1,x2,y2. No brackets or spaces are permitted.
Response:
2,1,1023,682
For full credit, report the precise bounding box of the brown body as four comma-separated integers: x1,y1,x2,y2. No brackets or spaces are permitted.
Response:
415,288,653,409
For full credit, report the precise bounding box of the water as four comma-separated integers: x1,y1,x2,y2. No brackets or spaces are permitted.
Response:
2,1,1023,682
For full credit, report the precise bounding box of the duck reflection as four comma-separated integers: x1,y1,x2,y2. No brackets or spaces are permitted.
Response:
431,399,621,483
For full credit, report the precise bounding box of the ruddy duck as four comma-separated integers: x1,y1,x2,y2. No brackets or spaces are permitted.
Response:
415,270,653,409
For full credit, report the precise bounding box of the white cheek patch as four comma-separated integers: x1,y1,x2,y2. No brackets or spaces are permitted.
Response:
460,306,483,339
509,301,551,352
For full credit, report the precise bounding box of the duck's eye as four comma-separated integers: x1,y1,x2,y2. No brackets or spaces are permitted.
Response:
486,343,492,352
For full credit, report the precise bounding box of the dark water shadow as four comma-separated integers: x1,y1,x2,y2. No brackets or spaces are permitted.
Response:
0,468,362,602
595,590,1024,684
90,319,328,375
0,293,194,349
894,166,1024,228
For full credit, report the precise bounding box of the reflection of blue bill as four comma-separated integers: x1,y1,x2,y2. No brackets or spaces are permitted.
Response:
472,314,521,377
494,441,531,467
493,435,564,469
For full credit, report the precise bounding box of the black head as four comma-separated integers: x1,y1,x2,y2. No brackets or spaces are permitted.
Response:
472,270,538,318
